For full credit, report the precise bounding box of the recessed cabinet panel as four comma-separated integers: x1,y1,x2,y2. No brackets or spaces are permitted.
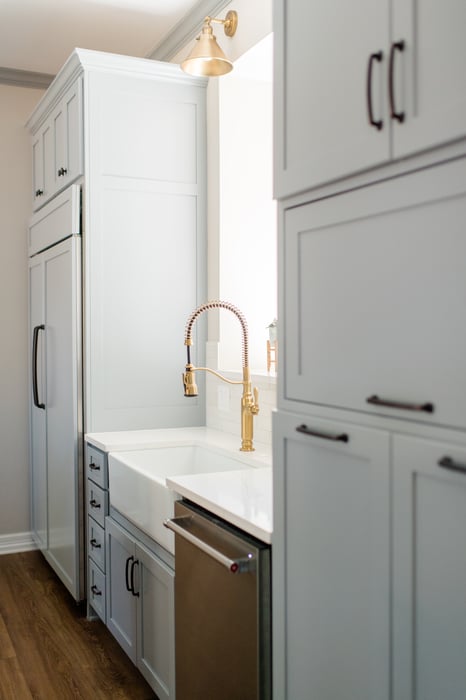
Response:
92,73,198,184
105,517,137,662
393,434,466,700
273,411,390,700
283,157,466,429
86,185,204,430
137,543,175,700
274,0,389,197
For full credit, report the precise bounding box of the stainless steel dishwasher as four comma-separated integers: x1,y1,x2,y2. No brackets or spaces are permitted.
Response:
164,500,271,700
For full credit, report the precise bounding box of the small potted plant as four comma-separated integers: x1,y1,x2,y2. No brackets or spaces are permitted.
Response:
267,318,278,343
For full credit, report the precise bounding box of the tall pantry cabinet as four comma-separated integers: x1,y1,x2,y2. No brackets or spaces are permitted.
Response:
272,1,466,699
27,49,207,601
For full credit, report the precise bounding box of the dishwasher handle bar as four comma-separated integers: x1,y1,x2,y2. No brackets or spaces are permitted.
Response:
164,516,255,574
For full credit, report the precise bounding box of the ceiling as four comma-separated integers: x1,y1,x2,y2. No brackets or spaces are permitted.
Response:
0,0,203,76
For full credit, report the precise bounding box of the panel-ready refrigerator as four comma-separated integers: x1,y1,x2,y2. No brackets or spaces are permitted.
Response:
28,185,83,600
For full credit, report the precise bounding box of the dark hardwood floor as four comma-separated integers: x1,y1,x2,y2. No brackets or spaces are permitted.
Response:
0,550,157,699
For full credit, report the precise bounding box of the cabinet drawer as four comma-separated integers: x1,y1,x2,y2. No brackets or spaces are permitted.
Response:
86,445,108,489
88,559,106,623
87,480,108,528
88,516,106,571
283,157,466,429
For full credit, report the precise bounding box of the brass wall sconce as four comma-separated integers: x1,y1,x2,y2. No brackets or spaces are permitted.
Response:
181,10,238,77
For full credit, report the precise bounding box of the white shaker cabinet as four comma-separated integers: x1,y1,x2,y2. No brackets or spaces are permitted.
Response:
28,236,83,599
105,517,175,700
31,117,54,208
280,156,466,430
27,50,207,610
274,0,466,197
273,411,390,700
392,434,466,700
273,3,466,699
31,77,83,210
51,78,83,194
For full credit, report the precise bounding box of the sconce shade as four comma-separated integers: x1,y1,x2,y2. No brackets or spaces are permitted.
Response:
181,25,233,76
181,12,238,77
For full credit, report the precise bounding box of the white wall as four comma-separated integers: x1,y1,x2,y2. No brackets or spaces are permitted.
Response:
218,35,276,373
0,84,45,542
173,0,276,448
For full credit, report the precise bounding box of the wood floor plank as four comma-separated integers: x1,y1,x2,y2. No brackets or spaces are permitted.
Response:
0,613,15,660
0,551,157,699
0,657,34,700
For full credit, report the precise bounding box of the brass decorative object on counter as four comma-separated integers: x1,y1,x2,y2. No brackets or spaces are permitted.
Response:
182,300,259,451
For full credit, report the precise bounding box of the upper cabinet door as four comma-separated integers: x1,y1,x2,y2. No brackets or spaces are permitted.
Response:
32,118,54,209
392,0,466,159
53,78,83,192
274,0,466,199
274,0,390,198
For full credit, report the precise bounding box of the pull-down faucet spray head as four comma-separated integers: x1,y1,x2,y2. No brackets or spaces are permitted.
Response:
183,338,199,397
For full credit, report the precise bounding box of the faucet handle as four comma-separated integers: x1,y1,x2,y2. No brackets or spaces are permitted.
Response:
252,386,260,415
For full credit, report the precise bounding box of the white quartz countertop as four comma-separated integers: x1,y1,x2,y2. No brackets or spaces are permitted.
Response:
85,426,273,543
166,467,272,543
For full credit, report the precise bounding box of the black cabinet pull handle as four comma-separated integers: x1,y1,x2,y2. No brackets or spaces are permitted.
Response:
296,424,349,443
130,559,140,597
89,461,100,471
89,499,101,509
125,555,134,593
438,456,466,475
91,584,102,596
35,188,44,197
90,538,101,549
389,40,405,122
366,394,434,413
32,324,45,409
57,167,68,177
367,50,383,130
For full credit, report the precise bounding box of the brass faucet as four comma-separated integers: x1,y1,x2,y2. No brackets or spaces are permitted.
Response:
182,301,259,452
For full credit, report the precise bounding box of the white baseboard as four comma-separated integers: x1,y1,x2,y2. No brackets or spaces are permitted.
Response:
0,531,38,555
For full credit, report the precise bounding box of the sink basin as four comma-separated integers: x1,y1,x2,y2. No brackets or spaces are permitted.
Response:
108,444,254,553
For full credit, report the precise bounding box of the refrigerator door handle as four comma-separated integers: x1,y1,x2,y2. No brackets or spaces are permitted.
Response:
164,516,255,573
32,324,45,409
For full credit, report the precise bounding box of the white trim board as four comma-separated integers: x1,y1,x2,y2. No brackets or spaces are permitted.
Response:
0,531,38,555
0,67,54,89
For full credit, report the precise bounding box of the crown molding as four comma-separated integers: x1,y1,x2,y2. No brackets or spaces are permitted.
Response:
147,0,231,62
0,66,54,89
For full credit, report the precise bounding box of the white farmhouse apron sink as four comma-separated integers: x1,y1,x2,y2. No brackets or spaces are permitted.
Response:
108,444,253,553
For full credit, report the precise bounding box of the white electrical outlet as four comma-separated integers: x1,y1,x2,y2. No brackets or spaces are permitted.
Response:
217,385,230,412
